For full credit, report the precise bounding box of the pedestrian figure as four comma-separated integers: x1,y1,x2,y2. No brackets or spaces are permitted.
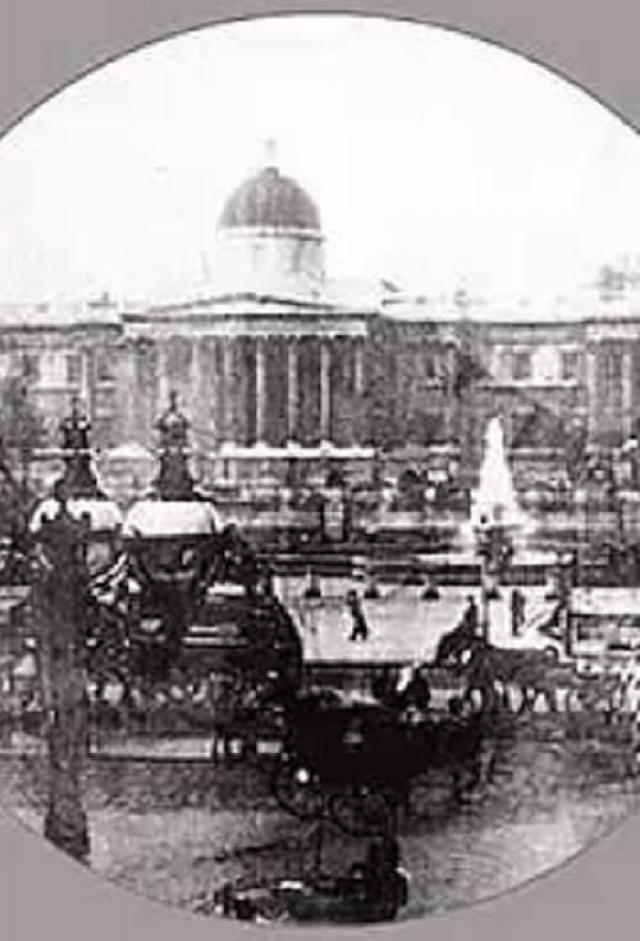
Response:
363,570,381,600
510,587,526,636
421,573,440,601
304,569,322,599
259,564,275,598
462,595,479,634
347,589,369,642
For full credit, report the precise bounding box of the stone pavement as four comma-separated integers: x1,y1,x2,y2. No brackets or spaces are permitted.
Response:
276,576,557,665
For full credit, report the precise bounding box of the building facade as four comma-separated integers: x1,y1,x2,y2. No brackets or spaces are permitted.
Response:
3,159,640,501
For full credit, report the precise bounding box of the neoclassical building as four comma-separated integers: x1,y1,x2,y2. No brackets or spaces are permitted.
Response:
3,156,640,501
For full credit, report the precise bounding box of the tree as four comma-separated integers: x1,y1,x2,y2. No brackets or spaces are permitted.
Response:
0,374,46,534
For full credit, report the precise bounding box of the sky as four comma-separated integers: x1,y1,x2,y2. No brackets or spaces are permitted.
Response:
1,14,640,308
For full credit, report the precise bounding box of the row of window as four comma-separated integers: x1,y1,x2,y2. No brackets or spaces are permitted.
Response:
10,343,632,392
506,348,633,385
508,349,581,383
18,351,114,386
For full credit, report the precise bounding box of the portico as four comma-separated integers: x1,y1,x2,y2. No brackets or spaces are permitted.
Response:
120,302,373,487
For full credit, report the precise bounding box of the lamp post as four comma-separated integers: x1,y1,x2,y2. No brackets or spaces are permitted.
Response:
122,392,220,672
30,397,123,863
33,498,91,863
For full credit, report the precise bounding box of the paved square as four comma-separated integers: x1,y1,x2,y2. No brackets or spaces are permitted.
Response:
276,577,556,664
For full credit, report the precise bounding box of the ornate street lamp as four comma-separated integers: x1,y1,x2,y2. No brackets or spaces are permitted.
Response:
121,393,302,698
30,396,123,571
32,501,91,862
123,392,220,671
29,397,122,863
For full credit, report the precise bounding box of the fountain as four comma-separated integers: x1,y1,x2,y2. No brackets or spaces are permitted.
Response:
469,417,528,539
419,417,555,590
457,417,534,565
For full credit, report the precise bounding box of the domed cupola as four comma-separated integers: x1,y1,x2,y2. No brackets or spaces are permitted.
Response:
219,165,322,233
123,392,219,541
213,145,326,294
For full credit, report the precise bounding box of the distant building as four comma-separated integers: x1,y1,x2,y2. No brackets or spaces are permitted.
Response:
2,157,640,496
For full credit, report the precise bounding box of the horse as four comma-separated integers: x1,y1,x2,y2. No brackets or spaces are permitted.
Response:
452,637,562,714
434,615,477,668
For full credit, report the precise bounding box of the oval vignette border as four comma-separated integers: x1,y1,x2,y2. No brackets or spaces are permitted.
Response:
2,3,640,941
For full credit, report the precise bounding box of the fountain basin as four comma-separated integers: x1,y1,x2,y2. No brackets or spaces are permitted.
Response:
416,549,558,586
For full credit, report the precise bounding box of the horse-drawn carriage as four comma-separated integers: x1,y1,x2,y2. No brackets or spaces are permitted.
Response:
269,687,494,835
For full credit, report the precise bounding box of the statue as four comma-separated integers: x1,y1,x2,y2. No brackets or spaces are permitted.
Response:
152,392,197,500
60,395,91,452
58,397,104,498
156,390,189,451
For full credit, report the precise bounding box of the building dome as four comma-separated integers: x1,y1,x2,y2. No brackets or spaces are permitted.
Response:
213,162,326,293
219,165,321,233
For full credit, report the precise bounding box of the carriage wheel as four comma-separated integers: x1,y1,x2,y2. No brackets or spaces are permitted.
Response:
270,762,326,820
329,785,395,836
407,770,455,820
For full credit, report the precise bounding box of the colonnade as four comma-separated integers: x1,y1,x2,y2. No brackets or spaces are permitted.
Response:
131,332,367,449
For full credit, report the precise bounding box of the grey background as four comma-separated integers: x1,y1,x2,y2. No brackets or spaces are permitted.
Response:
0,1,638,938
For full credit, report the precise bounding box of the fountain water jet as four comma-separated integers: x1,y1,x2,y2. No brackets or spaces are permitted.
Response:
459,417,531,552
472,418,526,528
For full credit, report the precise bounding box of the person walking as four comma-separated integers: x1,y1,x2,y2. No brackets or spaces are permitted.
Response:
462,595,479,634
510,587,526,636
347,589,369,642
304,568,322,599
421,573,440,601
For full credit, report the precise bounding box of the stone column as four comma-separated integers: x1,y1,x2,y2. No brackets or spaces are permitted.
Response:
118,342,138,444
287,338,298,440
78,347,94,424
320,339,331,441
221,337,234,442
188,339,203,478
255,335,267,444
445,341,457,439
353,338,365,396
585,344,599,442
623,348,634,438
192,337,203,420
352,337,366,445
156,340,170,412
